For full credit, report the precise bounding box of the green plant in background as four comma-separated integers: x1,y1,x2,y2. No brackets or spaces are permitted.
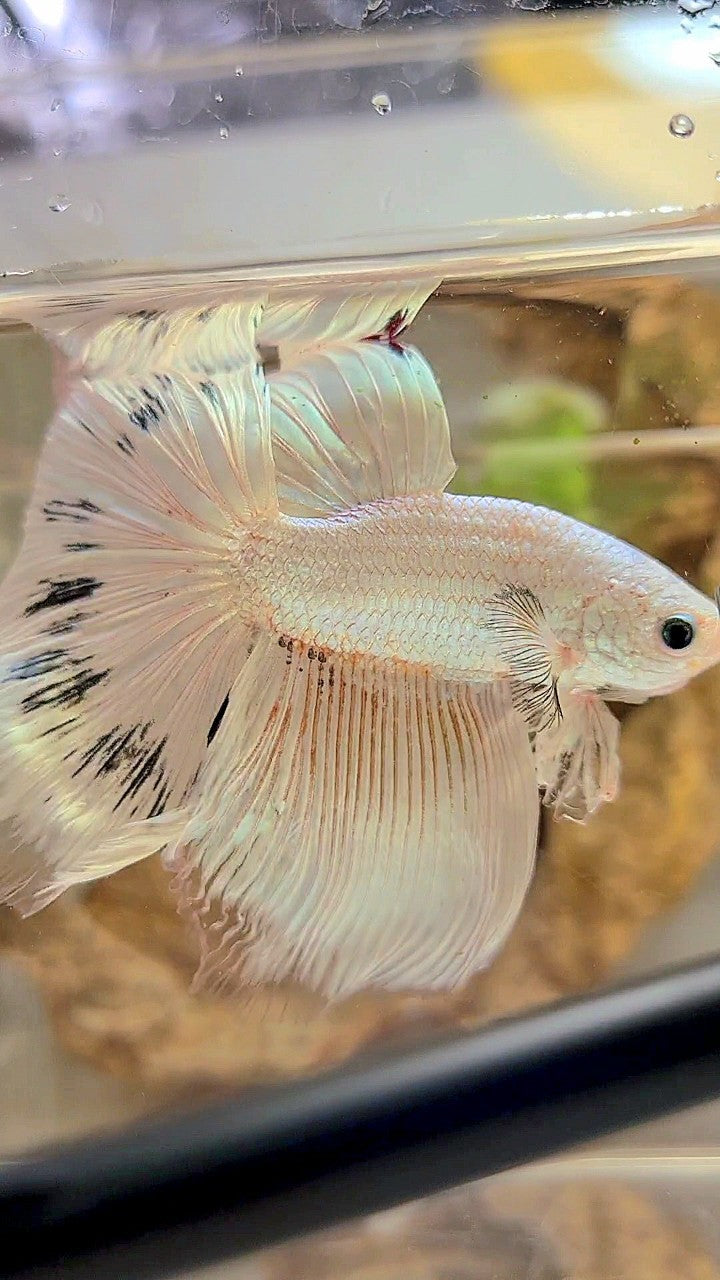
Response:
450,377,606,523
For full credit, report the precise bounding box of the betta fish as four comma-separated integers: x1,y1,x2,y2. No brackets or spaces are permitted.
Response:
0,282,717,1001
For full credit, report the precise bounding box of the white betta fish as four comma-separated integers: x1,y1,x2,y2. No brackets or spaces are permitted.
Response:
0,283,718,1001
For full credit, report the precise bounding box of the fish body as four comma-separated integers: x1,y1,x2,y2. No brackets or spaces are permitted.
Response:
239,492,719,694
0,284,717,1000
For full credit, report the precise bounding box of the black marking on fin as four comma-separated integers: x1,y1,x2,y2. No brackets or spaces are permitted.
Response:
68,719,172,819
43,498,101,524
486,583,562,733
21,664,109,712
64,542,102,553
117,433,135,456
207,691,230,747
7,649,73,681
113,736,168,811
128,386,166,431
24,577,101,616
199,380,219,407
44,610,90,637
129,309,159,328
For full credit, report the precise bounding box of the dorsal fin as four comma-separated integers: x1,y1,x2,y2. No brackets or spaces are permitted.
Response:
269,339,455,516
258,281,440,364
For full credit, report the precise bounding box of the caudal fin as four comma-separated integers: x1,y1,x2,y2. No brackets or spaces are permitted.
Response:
0,298,274,912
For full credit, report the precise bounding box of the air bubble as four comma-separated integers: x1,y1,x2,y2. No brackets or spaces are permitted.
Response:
371,91,392,115
48,195,70,212
437,72,456,95
50,97,61,112
235,66,243,76
214,92,223,103
219,125,229,139
669,112,695,137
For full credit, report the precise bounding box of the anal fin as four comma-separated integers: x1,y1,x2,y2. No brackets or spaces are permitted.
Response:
167,635,539,1001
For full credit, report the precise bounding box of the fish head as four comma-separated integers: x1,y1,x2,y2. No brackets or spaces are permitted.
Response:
573,558,720,703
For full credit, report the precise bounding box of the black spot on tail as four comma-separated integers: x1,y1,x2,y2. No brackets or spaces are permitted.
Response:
24,577,101,616
7,649,72,681
128,386,166,431
200,380,219,407
70,720,172,819
21,664,109,712
129,309,159,329
207,691,230,746
44,610,90,637
43,498,101,524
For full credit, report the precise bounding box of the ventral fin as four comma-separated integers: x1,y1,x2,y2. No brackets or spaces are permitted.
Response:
269,340,455,515
486,584,563,733
534,691,620,822
167,636,539,1001
258,281,440,365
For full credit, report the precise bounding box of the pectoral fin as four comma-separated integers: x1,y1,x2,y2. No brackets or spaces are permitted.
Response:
167,637,539,1001
486,584,562,732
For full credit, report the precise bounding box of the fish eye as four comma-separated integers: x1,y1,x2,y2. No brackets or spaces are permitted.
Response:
661,614,696,651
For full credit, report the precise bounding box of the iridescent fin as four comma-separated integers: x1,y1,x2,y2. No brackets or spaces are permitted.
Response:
167,634,539,1000
269,341,454,515
258,280,440,364
39,296,269,382
0,299,272,914
534,692,620,822
485,584,563,732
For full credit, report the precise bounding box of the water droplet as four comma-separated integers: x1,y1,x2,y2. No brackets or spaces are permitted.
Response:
234,66,243,76
669,112,695,137
678,0,713,13
710,13,720,24
48,194,70,212
52,147,63,158
219,125,229,139
371,91,392,116
214,92,223,103
50,97,61,112
437,72,456,95
512,0,549,10
710,49,720,63
680,16,694,31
